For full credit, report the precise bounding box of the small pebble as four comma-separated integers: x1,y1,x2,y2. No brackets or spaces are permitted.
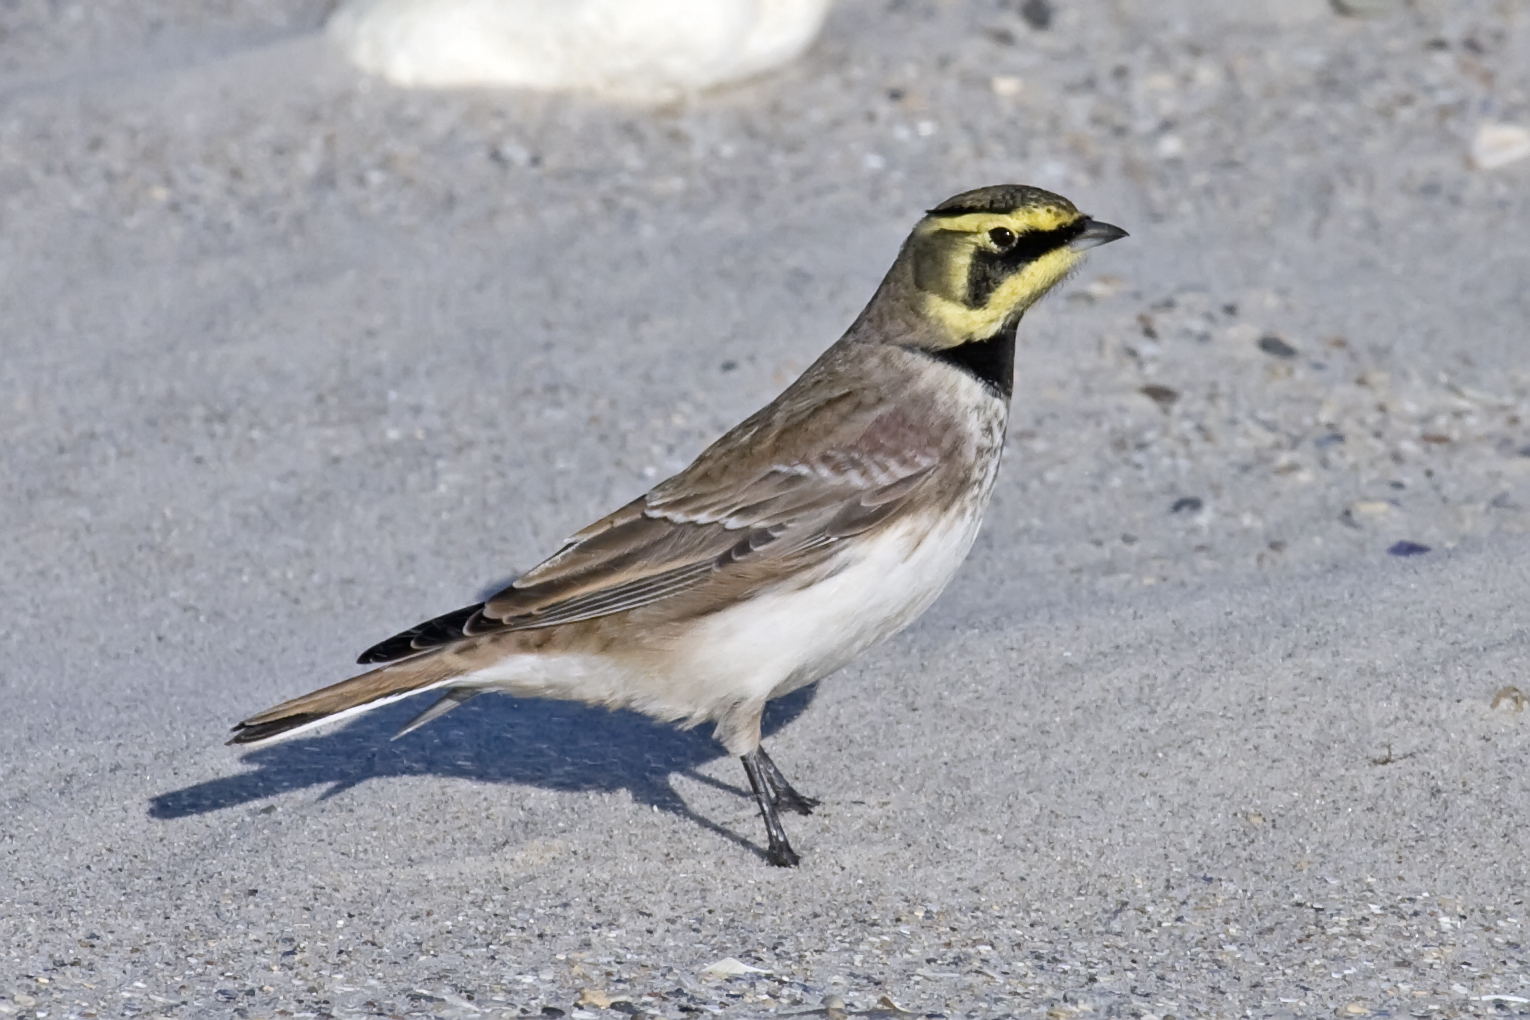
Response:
701,957,769,977
1258,335,1298,359
1331,0,1404,16
1170,497,1203,514
1470,123,1530,170
1491,686,1527,712
1387,541,1430,557
1140,384,1179,410
1084,275,1125,299
990,75,1023,97
1020,0,1054,30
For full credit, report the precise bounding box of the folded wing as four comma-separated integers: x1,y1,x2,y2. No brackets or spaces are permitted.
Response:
358,389,944,665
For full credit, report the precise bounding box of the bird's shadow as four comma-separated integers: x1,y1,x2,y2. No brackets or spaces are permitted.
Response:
149,686,817,861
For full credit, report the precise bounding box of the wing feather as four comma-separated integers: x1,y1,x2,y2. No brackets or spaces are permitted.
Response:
358,394,947,663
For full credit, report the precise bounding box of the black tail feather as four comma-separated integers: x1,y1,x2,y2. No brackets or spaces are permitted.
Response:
227,714,329,746
356,603,483,665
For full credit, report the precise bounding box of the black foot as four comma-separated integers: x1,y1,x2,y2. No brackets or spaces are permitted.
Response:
765,841,800,868
741,748,802,867
755,746,819,815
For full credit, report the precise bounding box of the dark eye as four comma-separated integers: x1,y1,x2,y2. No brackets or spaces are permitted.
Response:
988,227,1016,249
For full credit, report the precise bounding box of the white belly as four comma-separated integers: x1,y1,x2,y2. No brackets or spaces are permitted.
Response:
682,509,985,704
458,506,987,733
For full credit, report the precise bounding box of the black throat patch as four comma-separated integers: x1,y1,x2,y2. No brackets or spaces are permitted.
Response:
912,321,1017,398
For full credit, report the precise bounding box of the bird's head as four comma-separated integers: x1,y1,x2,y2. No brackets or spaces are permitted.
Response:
899,184,1127,346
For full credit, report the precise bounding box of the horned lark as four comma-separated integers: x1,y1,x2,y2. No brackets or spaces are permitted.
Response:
231,184,1126,866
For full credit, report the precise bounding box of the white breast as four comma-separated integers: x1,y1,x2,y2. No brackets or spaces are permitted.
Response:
670,505,989,710
459,505,988,731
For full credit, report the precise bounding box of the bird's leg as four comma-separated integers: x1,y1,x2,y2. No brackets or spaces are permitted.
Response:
754,746,818,815
741,749,800,867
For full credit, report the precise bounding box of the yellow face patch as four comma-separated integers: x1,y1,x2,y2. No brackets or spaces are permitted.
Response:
909,204,1089,344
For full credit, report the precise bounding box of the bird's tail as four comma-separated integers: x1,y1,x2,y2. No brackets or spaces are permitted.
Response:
228,659,463,747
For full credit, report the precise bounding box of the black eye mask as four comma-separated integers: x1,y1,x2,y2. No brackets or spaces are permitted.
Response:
964,219,1088,308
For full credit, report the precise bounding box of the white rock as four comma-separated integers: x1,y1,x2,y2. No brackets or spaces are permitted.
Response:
1154,134,1185,159
1469,122,1530,170
328,0,831,101
700,956,771,977
989,75,1023,97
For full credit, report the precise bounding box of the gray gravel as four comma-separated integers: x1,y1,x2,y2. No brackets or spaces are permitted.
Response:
3,1,1529,1018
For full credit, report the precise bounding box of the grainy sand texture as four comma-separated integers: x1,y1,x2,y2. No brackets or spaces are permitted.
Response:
3,1,1529,1018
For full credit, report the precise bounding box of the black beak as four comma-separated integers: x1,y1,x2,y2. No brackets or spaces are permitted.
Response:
1068,218,1129,251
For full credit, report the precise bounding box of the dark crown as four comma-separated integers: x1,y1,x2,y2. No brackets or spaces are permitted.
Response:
927,184,1078,218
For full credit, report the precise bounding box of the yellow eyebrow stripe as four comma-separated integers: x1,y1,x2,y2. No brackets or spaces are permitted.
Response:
918,205,1080,236
920,246,1084,341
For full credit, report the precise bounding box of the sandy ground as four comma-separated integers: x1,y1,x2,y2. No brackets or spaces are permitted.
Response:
3,1,1530,1018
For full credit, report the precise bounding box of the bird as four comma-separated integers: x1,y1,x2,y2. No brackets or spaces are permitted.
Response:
229,184,1127,867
